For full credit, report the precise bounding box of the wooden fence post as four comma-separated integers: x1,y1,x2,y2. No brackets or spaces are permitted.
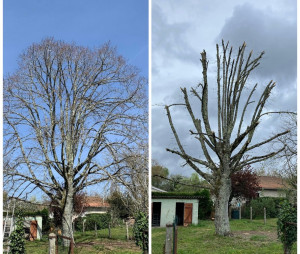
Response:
95,223,98,237
264,207,266,225
173,225,178,254
70,239,74,254
126,221,129,240
49,233,56,254
108,223,111,238
165,224,173,254
250,207,252,221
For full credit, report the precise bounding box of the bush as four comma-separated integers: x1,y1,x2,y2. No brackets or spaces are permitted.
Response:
9,212,25,254
277,201,297,254
242,197,286,219
133,212,148,252
198,189,213,220
75,213,111,231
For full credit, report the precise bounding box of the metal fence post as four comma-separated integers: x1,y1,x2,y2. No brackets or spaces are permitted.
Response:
264,207,266,225
250,207,252,221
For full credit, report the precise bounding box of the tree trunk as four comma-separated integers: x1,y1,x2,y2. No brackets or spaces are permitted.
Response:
62,189,74,247
214,175,231,236
284,244,291,254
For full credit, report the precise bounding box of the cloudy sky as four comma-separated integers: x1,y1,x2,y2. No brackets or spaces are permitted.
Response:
151,0,297,176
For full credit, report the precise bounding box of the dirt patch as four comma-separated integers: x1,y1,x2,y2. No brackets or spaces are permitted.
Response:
233,230,278,241
76,239,140,252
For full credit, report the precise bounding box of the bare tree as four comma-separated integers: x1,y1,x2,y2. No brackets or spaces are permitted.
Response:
274,113,297,202
112,141,149,215
4,38,147,245
165,41,288,236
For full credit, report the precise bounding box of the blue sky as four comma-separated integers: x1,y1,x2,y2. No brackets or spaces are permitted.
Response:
4,0,148,77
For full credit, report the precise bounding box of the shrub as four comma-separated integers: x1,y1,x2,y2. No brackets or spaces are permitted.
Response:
9,212,25,254
75,213,111,231
133,212,148,253
198,189,213,219
277,201,297,254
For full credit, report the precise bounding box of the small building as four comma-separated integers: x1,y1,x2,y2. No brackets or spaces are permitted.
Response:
258,176,287,198
152,192,200,227
4,215,43,240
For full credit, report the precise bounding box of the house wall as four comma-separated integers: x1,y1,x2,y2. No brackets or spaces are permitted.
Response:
152,198,199,227
259,189,286,198
82,207,109,216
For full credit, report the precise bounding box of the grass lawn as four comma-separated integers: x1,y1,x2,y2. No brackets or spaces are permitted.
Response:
25,225,141,254
152,219,297,254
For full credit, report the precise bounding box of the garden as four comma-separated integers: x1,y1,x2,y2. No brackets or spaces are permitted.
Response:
152,218,297,254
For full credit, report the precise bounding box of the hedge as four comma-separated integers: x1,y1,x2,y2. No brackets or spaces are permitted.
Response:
75,213,111,231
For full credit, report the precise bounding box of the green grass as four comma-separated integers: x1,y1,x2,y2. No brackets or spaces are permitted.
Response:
152,219,297,254
25,225,140,254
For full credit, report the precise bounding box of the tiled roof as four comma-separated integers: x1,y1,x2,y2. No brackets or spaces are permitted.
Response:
84,196,110,208
258,176,286,190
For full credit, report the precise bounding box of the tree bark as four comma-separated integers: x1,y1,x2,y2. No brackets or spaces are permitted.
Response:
214,175,231,236
62,187,74,247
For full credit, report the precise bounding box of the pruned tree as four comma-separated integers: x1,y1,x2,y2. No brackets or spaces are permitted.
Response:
165,41,288,236
4,38,147,245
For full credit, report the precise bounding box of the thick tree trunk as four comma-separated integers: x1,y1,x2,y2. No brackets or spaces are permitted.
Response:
214,175,231,236
62,188,74,247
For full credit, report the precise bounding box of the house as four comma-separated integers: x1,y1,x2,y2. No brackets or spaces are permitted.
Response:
81,196,110,216
152,192,200,227
258,176,287,198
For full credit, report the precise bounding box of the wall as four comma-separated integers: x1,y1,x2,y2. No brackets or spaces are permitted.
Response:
152,198,199,227
259,189,286,198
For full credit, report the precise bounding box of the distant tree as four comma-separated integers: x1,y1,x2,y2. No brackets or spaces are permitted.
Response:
152,162,169,189
166,41,288,236
274,114,297,203
230,166,260,204
107,190,133,220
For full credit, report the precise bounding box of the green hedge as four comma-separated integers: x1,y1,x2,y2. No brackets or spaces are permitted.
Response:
133,212,148,252
75,213,111,231
198,189,213,220
152,191,205,197
242,197,287,219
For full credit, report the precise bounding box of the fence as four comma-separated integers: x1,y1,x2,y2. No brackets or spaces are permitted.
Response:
231,206,268,223
164,222,178,254
49,233,74,254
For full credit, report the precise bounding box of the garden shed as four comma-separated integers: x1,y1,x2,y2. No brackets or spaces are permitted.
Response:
152,192,200,227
